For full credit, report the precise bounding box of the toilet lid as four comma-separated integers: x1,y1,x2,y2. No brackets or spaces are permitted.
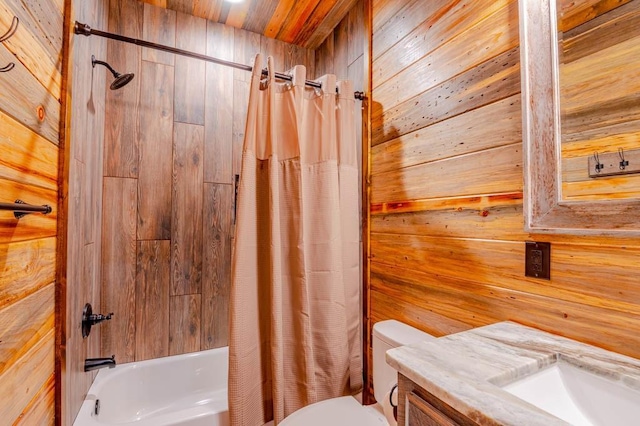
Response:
279,396,387,426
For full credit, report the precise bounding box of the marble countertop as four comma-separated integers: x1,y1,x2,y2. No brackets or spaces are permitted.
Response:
386,321,640,425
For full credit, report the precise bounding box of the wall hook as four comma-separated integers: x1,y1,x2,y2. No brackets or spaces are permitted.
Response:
0,16,18,42
593,152,603,174
0,16,19,73
618,148,628,170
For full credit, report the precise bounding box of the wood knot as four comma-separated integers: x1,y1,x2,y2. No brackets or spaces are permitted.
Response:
481,210,489,217
36,105,46,122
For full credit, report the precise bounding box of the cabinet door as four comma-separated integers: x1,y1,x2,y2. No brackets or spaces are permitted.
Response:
406,392,459,426
397,374,478,426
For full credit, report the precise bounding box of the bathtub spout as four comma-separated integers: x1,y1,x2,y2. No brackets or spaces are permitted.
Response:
85,355,116,372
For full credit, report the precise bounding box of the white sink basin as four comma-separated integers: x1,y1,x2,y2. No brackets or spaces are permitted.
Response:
502,360,640,425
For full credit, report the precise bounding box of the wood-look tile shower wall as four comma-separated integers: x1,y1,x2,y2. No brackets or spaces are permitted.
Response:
101,0,315,362
63,0,109,423
367,0,640,398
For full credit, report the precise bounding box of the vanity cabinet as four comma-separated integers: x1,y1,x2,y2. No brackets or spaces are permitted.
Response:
397,374,479,426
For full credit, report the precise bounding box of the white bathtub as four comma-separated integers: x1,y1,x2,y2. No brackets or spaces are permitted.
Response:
73,347,229,426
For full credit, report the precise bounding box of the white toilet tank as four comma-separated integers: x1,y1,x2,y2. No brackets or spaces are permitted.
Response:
372,320,435,403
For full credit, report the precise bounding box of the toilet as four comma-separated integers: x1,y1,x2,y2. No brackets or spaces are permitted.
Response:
279,320,436,425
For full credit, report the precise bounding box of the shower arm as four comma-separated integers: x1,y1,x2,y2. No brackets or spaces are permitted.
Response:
92,57,120,77
74,22,366,101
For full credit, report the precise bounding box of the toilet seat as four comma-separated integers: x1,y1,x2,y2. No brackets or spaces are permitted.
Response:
279,396,387,426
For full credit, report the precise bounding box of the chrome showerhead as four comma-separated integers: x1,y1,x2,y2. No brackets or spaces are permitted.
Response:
91,55,135,90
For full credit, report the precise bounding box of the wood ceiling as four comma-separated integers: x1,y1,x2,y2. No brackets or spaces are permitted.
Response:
140,0,360,49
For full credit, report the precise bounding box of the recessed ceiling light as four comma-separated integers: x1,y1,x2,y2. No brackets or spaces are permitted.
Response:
225,0,244,3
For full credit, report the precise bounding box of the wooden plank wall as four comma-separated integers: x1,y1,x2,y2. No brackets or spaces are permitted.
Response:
61,0,110,423
560,0,640,200
315,0,365,99
369,0,640,399
100,0,316,363
0,0,63,423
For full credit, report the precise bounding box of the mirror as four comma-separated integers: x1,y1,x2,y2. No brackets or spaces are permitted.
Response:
519,0,640,235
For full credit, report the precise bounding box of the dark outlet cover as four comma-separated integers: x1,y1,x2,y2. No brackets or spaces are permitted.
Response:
525,241,551,280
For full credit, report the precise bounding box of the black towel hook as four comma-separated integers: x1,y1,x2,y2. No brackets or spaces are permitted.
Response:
0,62,14,72
618,147,628,170
593,151,603,174
0,16,19,73
0,16,18,42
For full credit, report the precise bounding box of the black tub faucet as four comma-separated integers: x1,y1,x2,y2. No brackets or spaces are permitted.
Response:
84,355,116,372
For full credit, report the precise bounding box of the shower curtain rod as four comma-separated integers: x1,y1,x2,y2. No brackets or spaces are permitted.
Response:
74,22,365,101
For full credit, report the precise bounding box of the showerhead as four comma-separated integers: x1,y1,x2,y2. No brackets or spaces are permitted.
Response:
110,72,135,90
91,55,135,90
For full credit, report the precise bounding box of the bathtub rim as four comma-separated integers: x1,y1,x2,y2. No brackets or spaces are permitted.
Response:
73,346,229,426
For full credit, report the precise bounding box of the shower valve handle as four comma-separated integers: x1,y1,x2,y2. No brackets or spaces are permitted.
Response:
82,303,114,338
87,312,113,325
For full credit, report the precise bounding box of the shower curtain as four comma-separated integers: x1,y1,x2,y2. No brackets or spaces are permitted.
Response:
228,54,361,426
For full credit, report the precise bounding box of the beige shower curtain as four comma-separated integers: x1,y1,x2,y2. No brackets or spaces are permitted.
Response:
228,54,361,426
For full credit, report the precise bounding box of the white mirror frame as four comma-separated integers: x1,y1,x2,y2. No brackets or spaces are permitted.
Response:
519,0,640,235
